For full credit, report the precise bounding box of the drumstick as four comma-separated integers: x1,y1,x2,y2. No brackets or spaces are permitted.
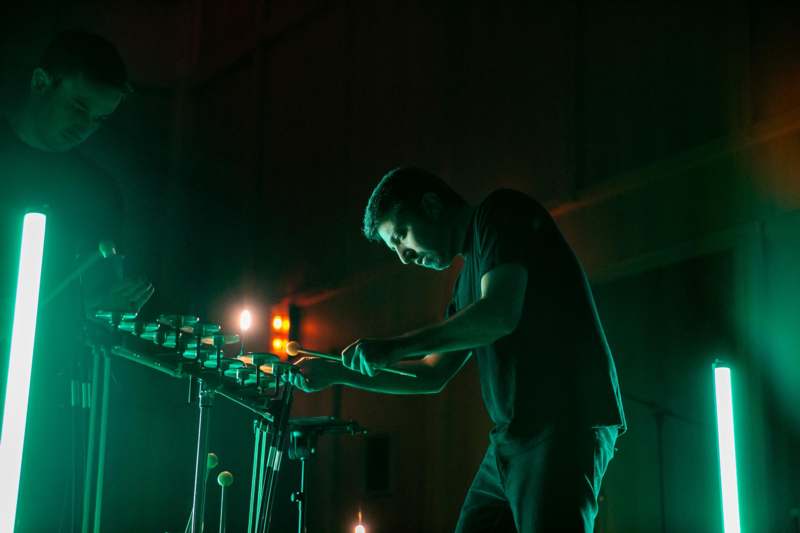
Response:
285,341,417,378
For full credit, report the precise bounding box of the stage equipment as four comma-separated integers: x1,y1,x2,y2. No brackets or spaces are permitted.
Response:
285,341,417,378
0,211,46,533
713,360,741,533
287,417,366,533
270,309,290,355
88,311,367,532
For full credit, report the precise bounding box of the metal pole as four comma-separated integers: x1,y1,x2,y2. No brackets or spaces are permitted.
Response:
296,459,306,533
80,346,101,533
218,484,227,533
248,421,265,533
261,386,293,532
92,352,112,532
191,382,214,533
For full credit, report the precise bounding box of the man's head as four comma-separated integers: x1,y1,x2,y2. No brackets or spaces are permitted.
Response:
24,31,130,152
363,166,467,271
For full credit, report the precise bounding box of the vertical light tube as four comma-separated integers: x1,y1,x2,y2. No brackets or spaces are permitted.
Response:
0,212,47,533
714,362,742,533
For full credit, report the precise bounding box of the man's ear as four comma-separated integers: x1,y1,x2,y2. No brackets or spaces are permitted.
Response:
31,68,54,95
420,192,444,219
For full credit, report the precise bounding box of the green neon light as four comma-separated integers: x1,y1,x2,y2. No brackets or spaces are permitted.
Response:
0,212,46,532
714,363,742,533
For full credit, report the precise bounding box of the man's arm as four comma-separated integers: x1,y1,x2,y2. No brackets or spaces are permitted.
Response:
292,350,471,395
344,263,528,375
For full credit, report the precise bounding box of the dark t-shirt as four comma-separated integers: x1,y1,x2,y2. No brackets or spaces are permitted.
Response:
0,117,126,531
0,118,123,319
0,116,123,417
447,189,626,451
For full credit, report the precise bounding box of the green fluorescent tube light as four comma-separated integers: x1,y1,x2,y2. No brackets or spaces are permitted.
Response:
713,362,742,533
0,212,46,533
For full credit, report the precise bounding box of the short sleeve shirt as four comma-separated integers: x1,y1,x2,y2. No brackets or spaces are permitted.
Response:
0,118,123,419
447,190,626,450
0,118,123,313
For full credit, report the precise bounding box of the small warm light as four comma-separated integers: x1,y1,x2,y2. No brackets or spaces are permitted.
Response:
281,319,290,332
272,338,283,350
240,309,253,331
354,511,366,533
272,316,283,331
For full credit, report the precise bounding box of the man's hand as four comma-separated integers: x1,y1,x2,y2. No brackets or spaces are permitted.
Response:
287,357,341,393
341,338,403,377
89,278,154,314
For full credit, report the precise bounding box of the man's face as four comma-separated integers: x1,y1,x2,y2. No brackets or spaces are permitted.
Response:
31,70,123,152
377,207,455,271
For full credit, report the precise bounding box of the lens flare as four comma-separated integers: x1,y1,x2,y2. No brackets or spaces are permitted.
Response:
240,309,253,331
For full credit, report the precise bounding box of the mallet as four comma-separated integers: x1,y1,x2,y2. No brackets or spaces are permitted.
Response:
285,341,416,378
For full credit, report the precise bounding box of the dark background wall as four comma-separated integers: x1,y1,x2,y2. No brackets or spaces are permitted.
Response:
2,1,800,532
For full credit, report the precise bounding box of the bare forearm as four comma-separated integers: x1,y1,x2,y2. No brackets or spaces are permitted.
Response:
335,359,444,395
390,298,512,359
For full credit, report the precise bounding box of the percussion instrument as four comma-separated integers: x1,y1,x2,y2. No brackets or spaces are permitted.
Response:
89,309,369,533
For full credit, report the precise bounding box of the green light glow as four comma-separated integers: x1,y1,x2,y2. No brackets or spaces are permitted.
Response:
0,212,46,532
714,364,742,533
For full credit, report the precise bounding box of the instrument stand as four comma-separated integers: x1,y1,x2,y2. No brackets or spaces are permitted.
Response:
190,380,215,533
80,317,119,533
286,417,368,533
288,429,316,533
248,372,295,533
290,459,307,533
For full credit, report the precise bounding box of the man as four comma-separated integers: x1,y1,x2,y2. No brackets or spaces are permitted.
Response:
0,30,152,530
1,30,153,318
291,166,626,532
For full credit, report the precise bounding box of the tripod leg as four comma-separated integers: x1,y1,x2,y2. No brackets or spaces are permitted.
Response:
80,346,101,533
92,353,111,532
259,388,294,533
249,421,267,533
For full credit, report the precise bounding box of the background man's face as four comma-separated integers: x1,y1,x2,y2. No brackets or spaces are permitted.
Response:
378,208,455,271
32,71,122,151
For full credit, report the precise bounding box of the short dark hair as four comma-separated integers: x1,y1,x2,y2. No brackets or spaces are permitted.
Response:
40,30,131,93
362,166,466,241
